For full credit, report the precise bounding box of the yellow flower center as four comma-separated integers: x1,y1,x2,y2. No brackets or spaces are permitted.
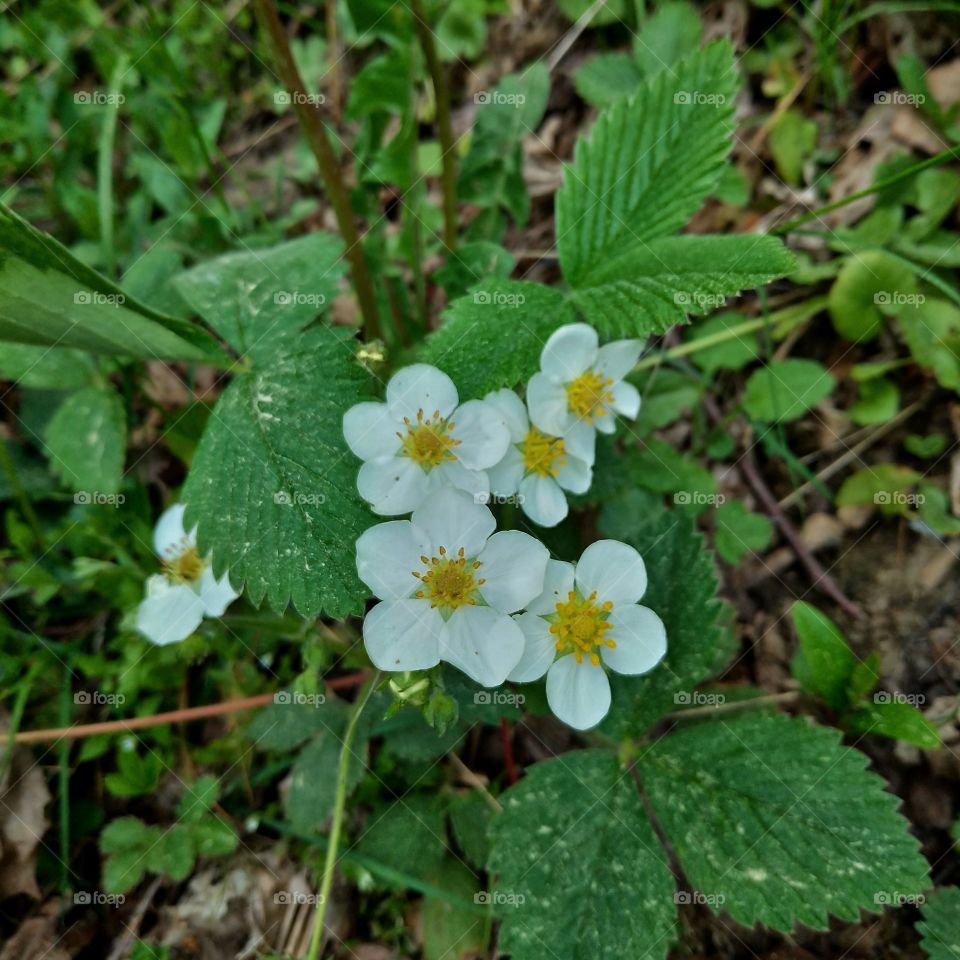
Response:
550,590,615,665
163,546,206,584
412,546,485,612
522,428,566,477
566,370,614,422
398,408,460,469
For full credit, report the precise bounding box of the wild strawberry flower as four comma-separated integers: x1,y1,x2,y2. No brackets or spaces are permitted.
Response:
356,487,549,687
136,504,239,646
483,388,592,528
508,543,666,730
343,364,511,516
527,323,642,466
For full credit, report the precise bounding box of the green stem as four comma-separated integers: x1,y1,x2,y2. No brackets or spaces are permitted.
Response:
775,146,960,234
410,0,458,250
97,54,128,278
252,0,382,342
306,673,381,960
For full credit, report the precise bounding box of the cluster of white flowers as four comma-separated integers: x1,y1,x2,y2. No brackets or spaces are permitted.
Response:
344,322,667,730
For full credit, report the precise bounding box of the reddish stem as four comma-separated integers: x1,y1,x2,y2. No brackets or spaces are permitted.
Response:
500,718,519,784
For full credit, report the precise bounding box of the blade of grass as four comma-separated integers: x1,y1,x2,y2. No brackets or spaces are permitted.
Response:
97,54,128,279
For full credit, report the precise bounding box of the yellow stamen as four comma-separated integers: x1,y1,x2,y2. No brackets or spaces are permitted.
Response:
399,408,460,469
412,545,482,611
566,370,615,422
522,427,566,478
549,590,616,665
163,546,206,584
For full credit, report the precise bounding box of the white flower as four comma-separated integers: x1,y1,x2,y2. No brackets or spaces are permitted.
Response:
343,364,511,516
527,323,642,466
508,542,666,730
483,388,592,528
356,487,549,687
135,504,239,646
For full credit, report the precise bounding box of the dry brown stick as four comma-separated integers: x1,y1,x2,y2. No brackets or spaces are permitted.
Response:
703,396,863,619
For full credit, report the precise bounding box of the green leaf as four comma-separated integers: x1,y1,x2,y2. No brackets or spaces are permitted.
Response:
557,42,737,285
354,794,447,882
43,386,126,495
741,359,835,422
180,302,374,618
422,860,489,960
246,698,340,752
615,437,716,507
828,251,917,342
836,464,923,515
557,0,627,26
573,53,643,108
632,3,702,77
905,433,948,458
596,505,732,736
768,109,817,185
101,816,158,894
178,775,220,823
0,343,95,388
847,654,881,702
568,234,795,338
688,310,759,375
189,816,238,857
789,601,856,710
0,203,224,361
714,499,773,564
418,280,575,399
897,298,960,391
449,791,492,869
631,369,703,435
489,750,676,960
151,824,197,882
919,886,960,960
849,376,900,426
638,712,929,931
846,700,941,749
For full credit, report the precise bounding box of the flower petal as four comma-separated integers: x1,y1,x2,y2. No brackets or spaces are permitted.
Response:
411,487,495,558
198,566,239,616
555,455,592,495
563,420,596,466
136,577,204,646
432,459,491,503
386,364,458,421
441,606,524,686
450,399,511,470
343,401,402,461
356,520,429,600
363,599,443,671
518,473,568,528
596,339,642,381
575,539,648,606
487,445,525,497
540,323,599,381
594,408,617,434
528,372,574,437
153,503,194,558
477,530,549,612
610,381,641,419
483,388,528,441
507,611,556,682
527,559,575,615
357,457,429,516
545,655,611,730
603,604,667,676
